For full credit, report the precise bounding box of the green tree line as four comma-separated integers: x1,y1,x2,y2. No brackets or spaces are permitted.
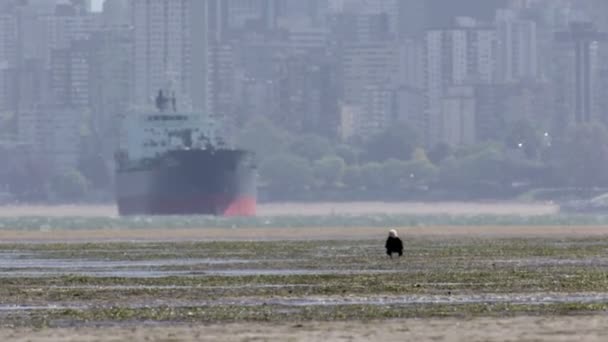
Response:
2,117,608,203
235,117,608,201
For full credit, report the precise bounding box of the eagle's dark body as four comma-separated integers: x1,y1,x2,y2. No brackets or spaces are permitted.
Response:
385,236,403,258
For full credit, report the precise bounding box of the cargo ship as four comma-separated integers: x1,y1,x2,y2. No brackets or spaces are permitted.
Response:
114,91,256,216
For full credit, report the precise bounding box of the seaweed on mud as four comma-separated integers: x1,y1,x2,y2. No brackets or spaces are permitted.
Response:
2,237,608,327
4,302,608,328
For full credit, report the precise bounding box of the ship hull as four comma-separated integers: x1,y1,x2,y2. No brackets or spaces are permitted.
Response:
116,149,256,216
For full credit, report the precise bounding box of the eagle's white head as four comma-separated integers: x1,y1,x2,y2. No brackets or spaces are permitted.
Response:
388,229,398,238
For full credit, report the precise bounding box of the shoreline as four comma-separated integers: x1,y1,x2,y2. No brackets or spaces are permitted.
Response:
0,201,558,218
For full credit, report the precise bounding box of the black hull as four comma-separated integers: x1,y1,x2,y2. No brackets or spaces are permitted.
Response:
115,149,256,216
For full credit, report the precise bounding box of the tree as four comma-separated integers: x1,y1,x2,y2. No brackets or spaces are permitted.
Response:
0,144,15,187
78,140,111,190
553,123,608,187
235,117,291,161
381,155,438,191
7,155,51,201
504,119,541,159
49,169,90,202
289,133,332,162
382,159,410,189
361,123,420,163
334,144,360,164
259,154,314,194
313,156,346,187
0,111,16,137
439,146,507,189
428,142,452,165
359,162,385,190
404,149,439,185
343,165,362,189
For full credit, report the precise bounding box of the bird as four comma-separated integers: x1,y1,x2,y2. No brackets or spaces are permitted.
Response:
385,229,403,258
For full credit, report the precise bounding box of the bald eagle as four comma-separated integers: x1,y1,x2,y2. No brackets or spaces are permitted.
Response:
385,229,403,258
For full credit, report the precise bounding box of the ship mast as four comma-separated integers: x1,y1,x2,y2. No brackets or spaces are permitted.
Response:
154,69,180,113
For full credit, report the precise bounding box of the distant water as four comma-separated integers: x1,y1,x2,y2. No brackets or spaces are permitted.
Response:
0,202,559,218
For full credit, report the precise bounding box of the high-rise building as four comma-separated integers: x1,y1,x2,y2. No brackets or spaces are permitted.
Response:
69,0,92,13
352,0,398,35
68,40,93,108
397,38,424,93
425,17,497,146
226,0,282,31
0,13,16,113
288,26,328,56
496,9,539,82
0,1,51,114
207,43,236,135
359,83,393,140
44,2,100,64
342,42,397,104
18,107,83,171
131,0,194,109
394,39,425,132
205,0,229,41
0,13,16,67
273,54,339,136
397,0,427,39
441,86,476,146
226,0,262,30
426,0,508,27
474,82,553,142
14,4,49,65
49,46,71,106
282,0,329,27
342,42,397,139
102,0,130,28
131,0,235,116
554,22,607,129
88,26,133,162
44,2,100,108
329,12,392,43
226,0,329,30
580,0,608,32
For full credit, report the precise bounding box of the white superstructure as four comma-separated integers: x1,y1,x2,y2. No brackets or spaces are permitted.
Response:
121,110,218,161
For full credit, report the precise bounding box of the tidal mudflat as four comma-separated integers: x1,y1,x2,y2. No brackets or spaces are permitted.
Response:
0,226,607,341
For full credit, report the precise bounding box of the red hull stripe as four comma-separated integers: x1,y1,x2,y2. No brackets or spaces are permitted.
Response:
117,195,256,217
223,196,257,217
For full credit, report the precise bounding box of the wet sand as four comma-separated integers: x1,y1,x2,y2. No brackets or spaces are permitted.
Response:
2,316,607,342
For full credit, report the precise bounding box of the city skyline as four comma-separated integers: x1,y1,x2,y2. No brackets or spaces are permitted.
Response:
2,0,608,203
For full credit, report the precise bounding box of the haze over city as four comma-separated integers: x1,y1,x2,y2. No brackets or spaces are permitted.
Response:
1,0,608,206
4,2,608,341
